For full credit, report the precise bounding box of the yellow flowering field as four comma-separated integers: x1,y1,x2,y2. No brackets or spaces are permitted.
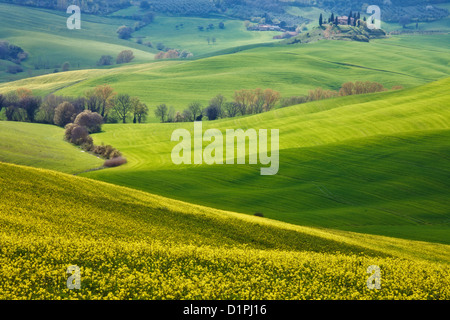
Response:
0,162,449,300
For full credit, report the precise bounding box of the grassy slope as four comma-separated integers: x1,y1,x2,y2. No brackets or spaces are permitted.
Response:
133,15,280,56
81,78,450,244
1,34,449,121
0,4,279,83
0,121,103,173
1,162,448,299
0,3,155,83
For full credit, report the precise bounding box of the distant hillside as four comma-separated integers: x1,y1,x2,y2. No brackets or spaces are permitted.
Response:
292,0,449,22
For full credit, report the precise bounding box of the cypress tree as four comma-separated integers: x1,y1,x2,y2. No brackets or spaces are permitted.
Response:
319,13,323,27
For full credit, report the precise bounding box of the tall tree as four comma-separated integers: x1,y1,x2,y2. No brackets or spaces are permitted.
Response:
130,97,140,124
0,94,4,113
113,94,132,123
94,85,116,119
155,104,168,123
319,13,323,27
135,103,148,124
188,101,203,121
20,96,41,123
84,89,102,113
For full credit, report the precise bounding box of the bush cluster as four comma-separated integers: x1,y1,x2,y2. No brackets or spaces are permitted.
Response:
281,81,390,108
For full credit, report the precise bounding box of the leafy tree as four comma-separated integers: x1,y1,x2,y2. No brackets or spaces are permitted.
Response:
84,89,102,113
116,50,135,64
154,104,168,123
3,92,19,121
113,94,132,123
38,94,64,124
224,102,239,118
130,97,140,123
140,1,150,10
234,89,253,115
97,55,114,66
117,26,133,39
263,89,281,112
16,88,32,99
65,123,92,147
399,15,411,28
219,22,225,29
188,101,203,121
166,106,175,123
94,84,116,119
205,104,220,120
134,102,149,123
61,62,70,72
0,94,4,113
74,110,103,133
54,102,77,127
182,109,193,122
319,13,323,26
20,96,41,122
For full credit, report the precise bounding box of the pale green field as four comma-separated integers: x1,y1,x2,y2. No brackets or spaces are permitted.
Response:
1,34,449,122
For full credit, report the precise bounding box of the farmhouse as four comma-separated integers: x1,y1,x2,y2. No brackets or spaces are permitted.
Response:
247,24,285,32
337,16,355,25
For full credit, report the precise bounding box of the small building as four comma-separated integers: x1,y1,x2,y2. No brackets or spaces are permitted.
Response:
337,16,355,25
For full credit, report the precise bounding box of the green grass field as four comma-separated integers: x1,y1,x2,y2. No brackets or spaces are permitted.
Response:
1,161,448,299
1,34,449,122
0,3,449,300
0,3,156,82
0,4,280,83
77,78,450,244
0,121,103,173
133,15,279,56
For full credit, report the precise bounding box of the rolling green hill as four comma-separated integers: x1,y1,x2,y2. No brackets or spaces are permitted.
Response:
0,161,448,299
78,77,450,244
0,3,279,83
0,121,103,173
0,33,449,121
0,3,156,82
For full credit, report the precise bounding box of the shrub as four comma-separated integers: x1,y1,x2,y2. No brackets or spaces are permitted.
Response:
74,110,103,133
6,65,23,74
280,96,308,108
117,26,133,39
254,213,264,217
92,145,122,159
61,62,70,72
104,156,127,167
64,123,93,147
54,102,77,127
116,50,135,64
97,55,114,66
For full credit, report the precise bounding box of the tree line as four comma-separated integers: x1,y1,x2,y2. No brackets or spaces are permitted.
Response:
154,88,281,123
280,81,402,108
0,85,149,126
